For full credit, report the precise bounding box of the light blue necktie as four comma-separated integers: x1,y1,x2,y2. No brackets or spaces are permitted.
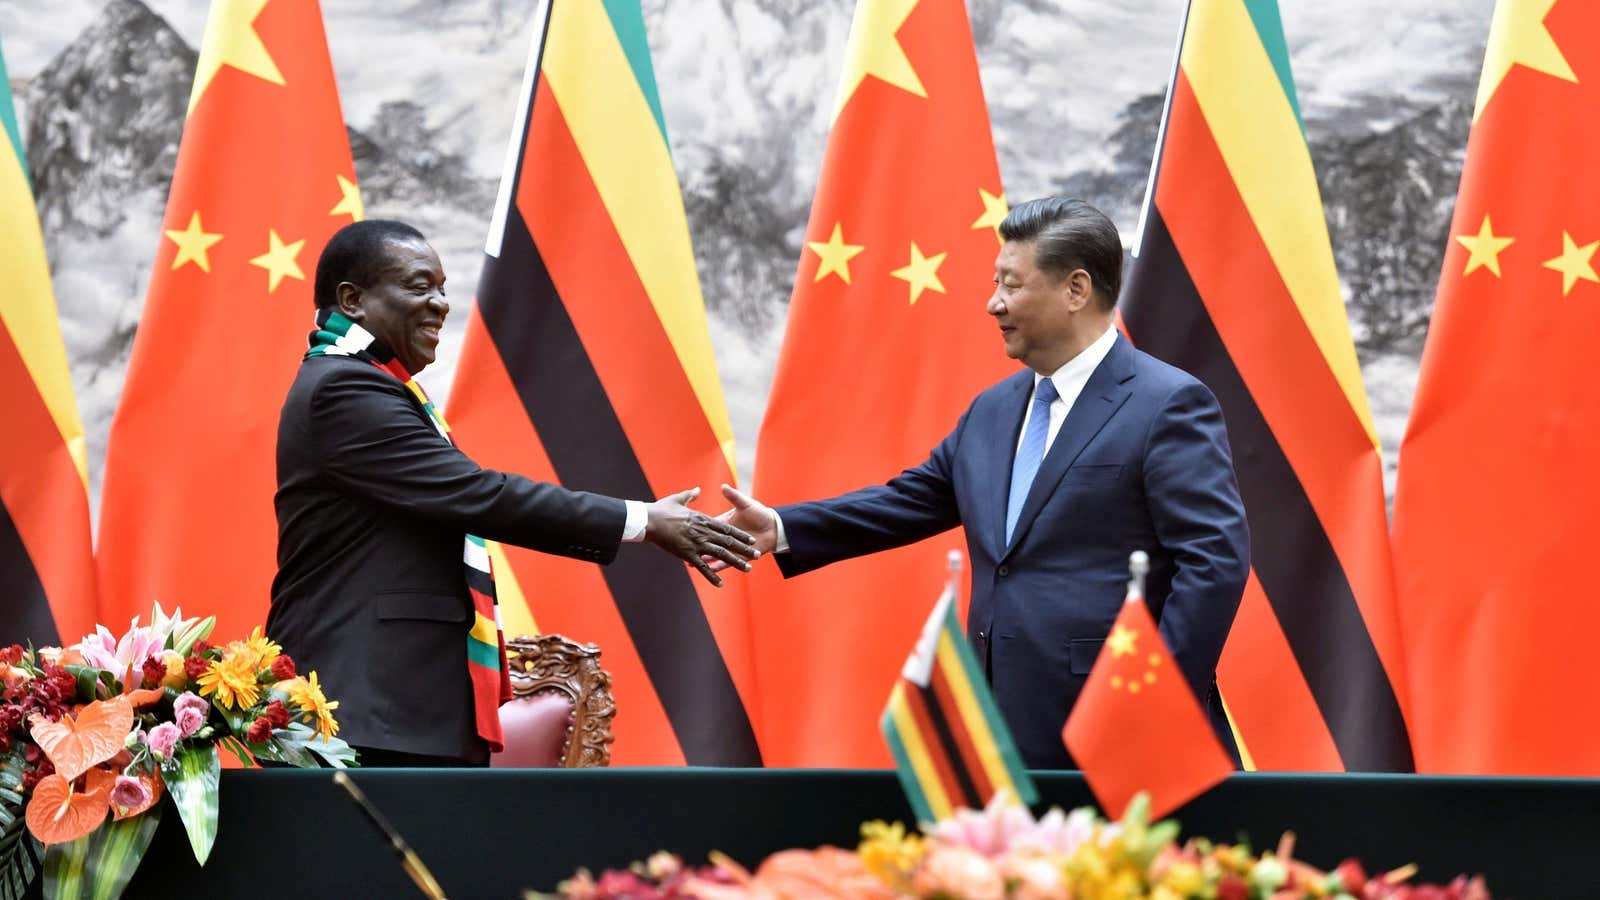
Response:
1005,377,1059,544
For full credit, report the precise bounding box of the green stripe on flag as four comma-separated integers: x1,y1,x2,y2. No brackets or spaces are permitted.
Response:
467,639,501,669
939,605,1037,803
1240,0,1303,130
599,0,669,146
0,42,26,169
881,706,934,823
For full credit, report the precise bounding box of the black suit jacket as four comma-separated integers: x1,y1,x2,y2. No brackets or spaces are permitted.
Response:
267,356,626,762
775,337,1249,768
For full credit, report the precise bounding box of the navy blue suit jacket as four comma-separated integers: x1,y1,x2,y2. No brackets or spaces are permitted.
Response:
775,335,1249,768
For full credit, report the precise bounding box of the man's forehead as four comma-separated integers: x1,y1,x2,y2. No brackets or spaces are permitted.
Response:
375,237,443,278
995,240,1034,271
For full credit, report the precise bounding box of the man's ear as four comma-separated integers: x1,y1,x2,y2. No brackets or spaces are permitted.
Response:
335,281,363,319
1064,269,1094,313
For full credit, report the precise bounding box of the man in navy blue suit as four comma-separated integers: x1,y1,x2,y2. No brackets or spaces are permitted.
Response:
722,197,1249,769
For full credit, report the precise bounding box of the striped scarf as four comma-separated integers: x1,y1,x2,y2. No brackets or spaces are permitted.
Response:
306,309,511,752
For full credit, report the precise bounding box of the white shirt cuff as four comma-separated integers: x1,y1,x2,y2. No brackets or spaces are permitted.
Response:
774,509,790,553
622,500,648,542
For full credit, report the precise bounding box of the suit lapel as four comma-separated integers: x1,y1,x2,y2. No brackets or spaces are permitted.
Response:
988,372,1035,561
1002,337,1137,561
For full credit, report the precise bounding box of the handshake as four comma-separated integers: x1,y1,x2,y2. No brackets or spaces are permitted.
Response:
642,485,778,587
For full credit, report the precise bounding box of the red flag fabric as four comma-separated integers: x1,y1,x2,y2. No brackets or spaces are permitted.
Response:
748,0,1013,766
1063,585,1234,821
97,0,360,637
1392,0,1600,774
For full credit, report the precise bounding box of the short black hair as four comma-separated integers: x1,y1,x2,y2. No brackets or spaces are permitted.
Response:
313,220,428,309
998,197,1123,309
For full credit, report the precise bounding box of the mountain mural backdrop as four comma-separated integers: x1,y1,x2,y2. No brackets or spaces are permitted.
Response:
0,0,1493,514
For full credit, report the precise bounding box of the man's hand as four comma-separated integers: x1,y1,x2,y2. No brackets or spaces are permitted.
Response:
645,487,760,587
707,484,780,572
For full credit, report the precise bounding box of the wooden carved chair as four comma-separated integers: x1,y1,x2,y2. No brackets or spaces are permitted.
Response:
492,634,616,768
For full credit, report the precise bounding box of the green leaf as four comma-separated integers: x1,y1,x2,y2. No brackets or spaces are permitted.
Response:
61,666,116,702
303,733,357,769
161,744,220,866
41,805,160,900
0,752,42,900
255,722,356,769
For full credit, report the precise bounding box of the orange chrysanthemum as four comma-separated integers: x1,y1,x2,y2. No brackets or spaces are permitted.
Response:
285,670,339,739
196,653,261,710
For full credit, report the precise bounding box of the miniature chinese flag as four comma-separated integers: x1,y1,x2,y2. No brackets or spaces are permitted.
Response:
1064,558,1234,820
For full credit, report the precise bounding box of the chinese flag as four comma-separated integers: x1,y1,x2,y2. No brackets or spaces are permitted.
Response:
749,0,1013,766
1063,589,1233,821
98,0,360,637
1392,0,1600,775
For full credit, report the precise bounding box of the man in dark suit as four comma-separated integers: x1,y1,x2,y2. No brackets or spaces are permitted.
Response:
721,197,1249,768
268,220,757,767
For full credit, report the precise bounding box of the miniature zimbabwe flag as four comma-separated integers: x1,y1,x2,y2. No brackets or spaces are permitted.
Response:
882,570,1036,822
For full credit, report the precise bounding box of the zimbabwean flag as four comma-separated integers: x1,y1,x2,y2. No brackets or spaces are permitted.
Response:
446,0,760,765
1121,0,1413,772
0,37,96,647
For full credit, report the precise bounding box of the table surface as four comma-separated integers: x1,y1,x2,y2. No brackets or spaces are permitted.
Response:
110,769,1598,899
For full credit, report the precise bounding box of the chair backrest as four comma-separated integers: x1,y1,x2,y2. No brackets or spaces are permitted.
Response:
500,633,615,767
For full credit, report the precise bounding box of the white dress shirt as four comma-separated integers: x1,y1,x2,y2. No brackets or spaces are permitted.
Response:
773,325,1121,552
622,500,647,541
1015,324,1120,459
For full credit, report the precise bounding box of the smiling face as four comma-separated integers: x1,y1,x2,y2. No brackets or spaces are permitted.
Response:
337,236,448,374
986,239,1093,374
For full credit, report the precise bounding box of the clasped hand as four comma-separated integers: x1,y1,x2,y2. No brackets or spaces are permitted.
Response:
645,487,761,587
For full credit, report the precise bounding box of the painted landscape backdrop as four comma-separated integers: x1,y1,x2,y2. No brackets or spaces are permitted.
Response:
0,0,1493,513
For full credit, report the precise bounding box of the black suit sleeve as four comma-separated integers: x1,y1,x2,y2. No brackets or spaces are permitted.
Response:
773,404,971,577
309,365,627,564
1144,380,1250,696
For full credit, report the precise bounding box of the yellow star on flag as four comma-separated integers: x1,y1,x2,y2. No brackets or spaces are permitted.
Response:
806,222,865,284
890,242,947,304
164,211,223,273
1473,0,1577,121
1456,215,1515,277
1106,624,1138,658
971,188,1008,244
189,0,287,115
1542,231,1599,296
831,0,927,123
249,229,306,293
329,174,364,222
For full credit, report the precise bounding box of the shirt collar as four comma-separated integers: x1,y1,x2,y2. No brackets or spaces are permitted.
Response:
1034,324,1119,396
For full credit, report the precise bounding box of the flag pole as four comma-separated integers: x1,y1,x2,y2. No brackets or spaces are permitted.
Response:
1127,550,1149,602
1131,0,1192,259
946,549,964,594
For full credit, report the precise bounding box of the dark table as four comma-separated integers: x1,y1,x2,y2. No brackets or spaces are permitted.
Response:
112,769,1597,898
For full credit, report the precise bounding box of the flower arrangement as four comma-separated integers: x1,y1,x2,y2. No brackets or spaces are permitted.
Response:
0,604,353,900
542,793,1490,900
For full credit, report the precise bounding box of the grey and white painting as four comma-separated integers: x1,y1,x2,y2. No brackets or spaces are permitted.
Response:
0,0,1493,520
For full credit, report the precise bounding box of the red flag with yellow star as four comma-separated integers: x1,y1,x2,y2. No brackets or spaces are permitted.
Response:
748,0,1013,766
1392,0,1600,775
97,0,360,636
1063,580,1233,820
